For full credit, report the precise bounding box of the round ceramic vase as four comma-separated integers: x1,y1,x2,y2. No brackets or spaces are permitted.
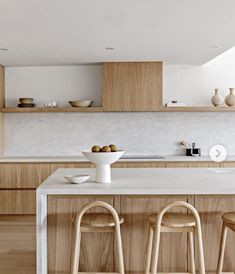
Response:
211,89,224,107
225,88,235,107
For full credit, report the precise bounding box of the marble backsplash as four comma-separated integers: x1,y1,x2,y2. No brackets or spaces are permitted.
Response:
4,112,235,156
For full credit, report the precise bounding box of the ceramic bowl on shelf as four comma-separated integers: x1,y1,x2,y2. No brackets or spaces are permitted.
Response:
19,98,34,104
64,174,90,184
82,150,125,183
69,100,93,108
18,103,35,108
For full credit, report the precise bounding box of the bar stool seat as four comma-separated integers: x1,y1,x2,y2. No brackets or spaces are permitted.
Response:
148,213,195,228
81,213,124,228
222,212,235,225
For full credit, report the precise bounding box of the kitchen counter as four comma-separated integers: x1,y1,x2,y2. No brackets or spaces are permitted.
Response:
37,167,235,195
37,167,235,274
2,155,235,162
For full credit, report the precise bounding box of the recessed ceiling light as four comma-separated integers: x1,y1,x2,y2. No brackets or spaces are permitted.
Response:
105,47,114,50
0,48,9,51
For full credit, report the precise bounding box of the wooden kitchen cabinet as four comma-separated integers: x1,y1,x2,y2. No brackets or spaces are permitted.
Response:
47,195,116,274
0,190,36,214
103,62,162,111
120,195,192,273
195,195,235,273
47,195,192,274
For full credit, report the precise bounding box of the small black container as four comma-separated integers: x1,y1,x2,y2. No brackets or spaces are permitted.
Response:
186,148,201,156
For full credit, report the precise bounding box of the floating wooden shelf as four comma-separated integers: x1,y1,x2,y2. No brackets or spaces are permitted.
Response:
159,106,235,112
2,106,235,113
1,107,104,113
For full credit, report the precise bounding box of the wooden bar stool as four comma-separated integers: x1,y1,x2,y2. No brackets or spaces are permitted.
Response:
217,212,235,274
145,201,205,274
71,201,125,274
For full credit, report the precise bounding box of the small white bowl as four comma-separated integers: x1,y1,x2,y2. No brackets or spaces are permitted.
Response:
64,174,90,184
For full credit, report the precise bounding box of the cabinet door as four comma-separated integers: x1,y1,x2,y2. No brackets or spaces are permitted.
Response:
120,195,192,273
47,195,117,274
103,62,162,111
195,195,235,273
0,215,36,274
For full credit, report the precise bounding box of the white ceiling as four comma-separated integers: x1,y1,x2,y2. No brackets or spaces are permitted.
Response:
0,0,235,66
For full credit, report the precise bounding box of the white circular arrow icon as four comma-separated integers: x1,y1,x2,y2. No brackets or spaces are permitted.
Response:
209,145,227,162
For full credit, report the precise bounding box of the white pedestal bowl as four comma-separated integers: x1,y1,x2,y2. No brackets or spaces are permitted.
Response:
82,151,125,183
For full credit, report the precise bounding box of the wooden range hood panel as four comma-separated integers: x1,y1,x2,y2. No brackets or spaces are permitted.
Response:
102,62,162,111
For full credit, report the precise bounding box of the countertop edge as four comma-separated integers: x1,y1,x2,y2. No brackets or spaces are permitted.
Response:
0,156,235,163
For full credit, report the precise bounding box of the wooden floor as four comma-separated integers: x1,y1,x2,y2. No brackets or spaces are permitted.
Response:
0,215,36,274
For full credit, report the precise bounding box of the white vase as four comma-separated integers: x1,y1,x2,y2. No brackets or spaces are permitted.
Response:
225,88,235,107
211,89,224,106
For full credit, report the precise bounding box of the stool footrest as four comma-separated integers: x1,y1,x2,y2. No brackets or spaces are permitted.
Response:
148,273,234,274
78,272,119,274
149,272,191,274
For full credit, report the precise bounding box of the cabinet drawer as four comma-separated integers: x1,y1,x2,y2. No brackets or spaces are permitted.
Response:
0,164,41,188
0,163,93,189
0,190,36,214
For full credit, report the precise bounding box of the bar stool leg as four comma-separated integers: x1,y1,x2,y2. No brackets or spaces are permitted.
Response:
115,223,125,274
188,232,196,274
195,226,205,274
217,222,228,274
145,225,154,274
71,218,81,274
150,227,161,274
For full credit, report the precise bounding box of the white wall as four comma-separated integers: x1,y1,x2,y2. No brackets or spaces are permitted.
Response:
4,48,235,156
5,65,102,107
4,112,235,156
163,47,235,105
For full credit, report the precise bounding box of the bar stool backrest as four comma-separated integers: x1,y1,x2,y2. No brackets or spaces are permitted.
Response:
155,201,202,229
74,201,120,228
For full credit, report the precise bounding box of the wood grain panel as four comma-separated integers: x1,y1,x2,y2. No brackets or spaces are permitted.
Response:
166,162,189,168
220,162,235,168
120,195,190,273
0,215,36,274
48,195,117,274
0,163,43,189
195,196,235,273
103,62,162,111
0,66,5,157
0,190,35,214
0,161,234,189
0,65,5,108
1,107,103,113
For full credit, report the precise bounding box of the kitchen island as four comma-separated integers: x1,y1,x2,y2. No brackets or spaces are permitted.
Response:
37,168,235,274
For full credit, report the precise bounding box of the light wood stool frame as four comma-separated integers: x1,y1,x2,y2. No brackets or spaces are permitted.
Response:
145,201,205,274
71,201,125,274
216,214,235,274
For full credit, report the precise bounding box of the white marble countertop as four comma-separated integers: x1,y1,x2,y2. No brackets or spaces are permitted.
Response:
1,155,235,163
37,167,235,195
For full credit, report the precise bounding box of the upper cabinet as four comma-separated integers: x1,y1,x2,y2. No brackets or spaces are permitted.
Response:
102,62,162,111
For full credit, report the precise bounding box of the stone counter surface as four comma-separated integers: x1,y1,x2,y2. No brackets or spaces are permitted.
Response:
1,155,235,163
38,167,235,195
